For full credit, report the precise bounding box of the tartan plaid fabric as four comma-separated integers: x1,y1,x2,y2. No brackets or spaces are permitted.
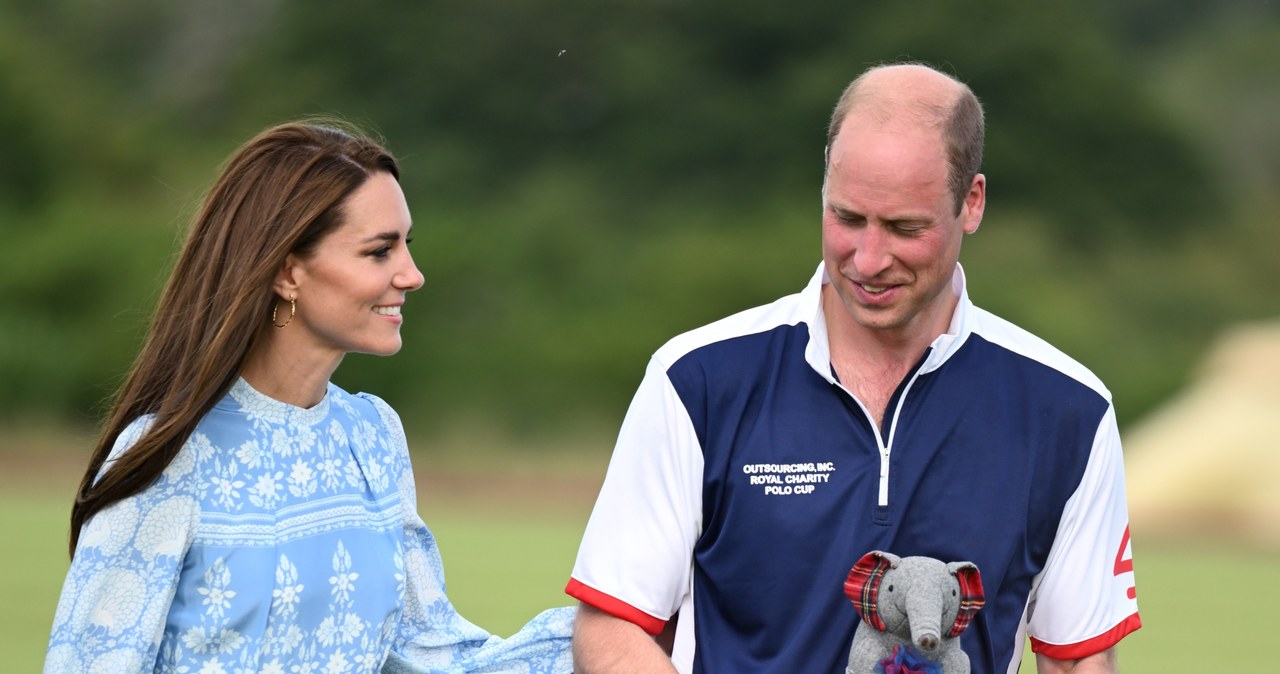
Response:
947,564,986,637
844,551,894,631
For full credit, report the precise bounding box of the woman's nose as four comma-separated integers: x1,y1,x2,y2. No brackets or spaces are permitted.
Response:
398,252,425,291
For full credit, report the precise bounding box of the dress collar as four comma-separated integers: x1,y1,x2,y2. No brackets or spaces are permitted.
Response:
225,376,333,427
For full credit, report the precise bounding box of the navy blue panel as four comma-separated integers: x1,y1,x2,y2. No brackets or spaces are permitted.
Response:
666,327,1108,674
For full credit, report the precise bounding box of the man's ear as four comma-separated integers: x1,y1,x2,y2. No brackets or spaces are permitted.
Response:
962,173,985,235
273,253,303,300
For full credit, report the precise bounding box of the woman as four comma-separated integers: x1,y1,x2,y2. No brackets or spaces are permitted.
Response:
45,121,573,673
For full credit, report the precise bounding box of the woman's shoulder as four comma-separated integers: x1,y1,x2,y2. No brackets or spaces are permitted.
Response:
351,391,406,438
107,411,219,491
330,383,398,426
339,389,411,458
95,414,156,481
85,414,202,539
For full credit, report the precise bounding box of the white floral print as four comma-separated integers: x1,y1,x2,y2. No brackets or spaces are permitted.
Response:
46,379,572,673
273,555,305,618
197,558,236,619
330,542,360,603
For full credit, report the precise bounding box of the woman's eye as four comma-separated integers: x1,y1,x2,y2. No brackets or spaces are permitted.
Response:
370,246,391,258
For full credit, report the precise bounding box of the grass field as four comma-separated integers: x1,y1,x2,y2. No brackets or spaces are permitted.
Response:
4,439,1277,672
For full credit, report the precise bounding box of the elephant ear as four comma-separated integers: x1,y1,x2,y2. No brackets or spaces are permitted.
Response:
844,551,899,632
945,561,986,637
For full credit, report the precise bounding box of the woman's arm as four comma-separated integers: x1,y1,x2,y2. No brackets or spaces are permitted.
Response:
45,421,197,673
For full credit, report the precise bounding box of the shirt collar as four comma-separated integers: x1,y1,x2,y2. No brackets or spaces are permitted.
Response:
803,261,974,382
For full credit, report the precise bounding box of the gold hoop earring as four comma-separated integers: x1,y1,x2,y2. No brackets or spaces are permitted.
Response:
273,296,296,328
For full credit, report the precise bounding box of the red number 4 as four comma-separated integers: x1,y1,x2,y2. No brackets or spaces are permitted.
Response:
1112,524,1136,600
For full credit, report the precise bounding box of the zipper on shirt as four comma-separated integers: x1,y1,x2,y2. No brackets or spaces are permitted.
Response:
831,350,931,509
878,368,925,507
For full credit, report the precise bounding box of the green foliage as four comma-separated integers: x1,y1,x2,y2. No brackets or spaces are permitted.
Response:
854,0,1223,245
0,59,53,209
0,0,1276,431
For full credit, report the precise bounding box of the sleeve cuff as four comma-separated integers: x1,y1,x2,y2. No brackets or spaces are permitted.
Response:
565,578,668,636
1031,612,1142,660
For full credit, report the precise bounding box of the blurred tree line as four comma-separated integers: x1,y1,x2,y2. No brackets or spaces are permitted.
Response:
1,0,1277,441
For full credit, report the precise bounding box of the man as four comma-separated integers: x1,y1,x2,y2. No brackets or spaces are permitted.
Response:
566,62,1141,673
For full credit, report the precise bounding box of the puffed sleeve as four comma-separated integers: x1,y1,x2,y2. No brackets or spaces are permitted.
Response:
44,417,200,673
365,397,573,674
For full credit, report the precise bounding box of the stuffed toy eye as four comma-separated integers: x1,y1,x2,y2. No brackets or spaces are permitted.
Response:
887,585,894,592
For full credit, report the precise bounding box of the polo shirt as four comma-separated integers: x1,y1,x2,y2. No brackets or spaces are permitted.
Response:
567,263,1140,674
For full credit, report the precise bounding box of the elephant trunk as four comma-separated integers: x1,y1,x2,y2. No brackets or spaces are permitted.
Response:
907,587,943,654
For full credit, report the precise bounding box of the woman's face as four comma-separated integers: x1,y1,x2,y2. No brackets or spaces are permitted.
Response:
281,171,424,360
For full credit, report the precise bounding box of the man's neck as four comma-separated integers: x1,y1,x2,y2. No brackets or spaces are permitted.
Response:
822,285,950,369
821,285,955,428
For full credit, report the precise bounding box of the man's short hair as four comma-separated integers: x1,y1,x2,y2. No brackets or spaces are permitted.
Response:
825,63,985,215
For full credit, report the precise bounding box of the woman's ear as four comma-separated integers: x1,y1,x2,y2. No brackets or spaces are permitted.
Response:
273,253,302,299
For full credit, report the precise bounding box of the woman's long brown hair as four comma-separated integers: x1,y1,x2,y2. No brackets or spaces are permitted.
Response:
69,120,400,555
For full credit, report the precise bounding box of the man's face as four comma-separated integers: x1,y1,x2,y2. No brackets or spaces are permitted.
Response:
820,115,983,344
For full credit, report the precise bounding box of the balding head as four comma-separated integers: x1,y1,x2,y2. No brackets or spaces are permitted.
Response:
825,63,985,214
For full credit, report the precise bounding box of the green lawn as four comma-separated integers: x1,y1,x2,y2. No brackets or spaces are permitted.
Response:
2,485,74,673
425,507,587,635
7,475,1277,672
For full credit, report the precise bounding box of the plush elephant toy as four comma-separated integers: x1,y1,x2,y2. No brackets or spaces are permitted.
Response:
844,551,985,674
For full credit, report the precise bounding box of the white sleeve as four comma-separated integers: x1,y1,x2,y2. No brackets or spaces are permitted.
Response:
44,418,199,673
567,356,704,635
1027,404,1142,659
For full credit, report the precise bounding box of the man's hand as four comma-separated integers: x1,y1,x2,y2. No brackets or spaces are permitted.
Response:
572,603,680,674
1036,647,1118,673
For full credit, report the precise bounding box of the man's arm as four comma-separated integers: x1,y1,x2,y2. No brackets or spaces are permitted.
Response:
1036,646,1118,673
573,603,679,674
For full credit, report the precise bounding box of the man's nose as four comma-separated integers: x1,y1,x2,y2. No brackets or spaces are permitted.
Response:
851,224,893,278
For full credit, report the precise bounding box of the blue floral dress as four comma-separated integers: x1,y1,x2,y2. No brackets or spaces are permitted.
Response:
45,379,573,673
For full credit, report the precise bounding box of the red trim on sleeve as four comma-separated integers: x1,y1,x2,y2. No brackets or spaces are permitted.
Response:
1031,612,1142,661
565,578,668,636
